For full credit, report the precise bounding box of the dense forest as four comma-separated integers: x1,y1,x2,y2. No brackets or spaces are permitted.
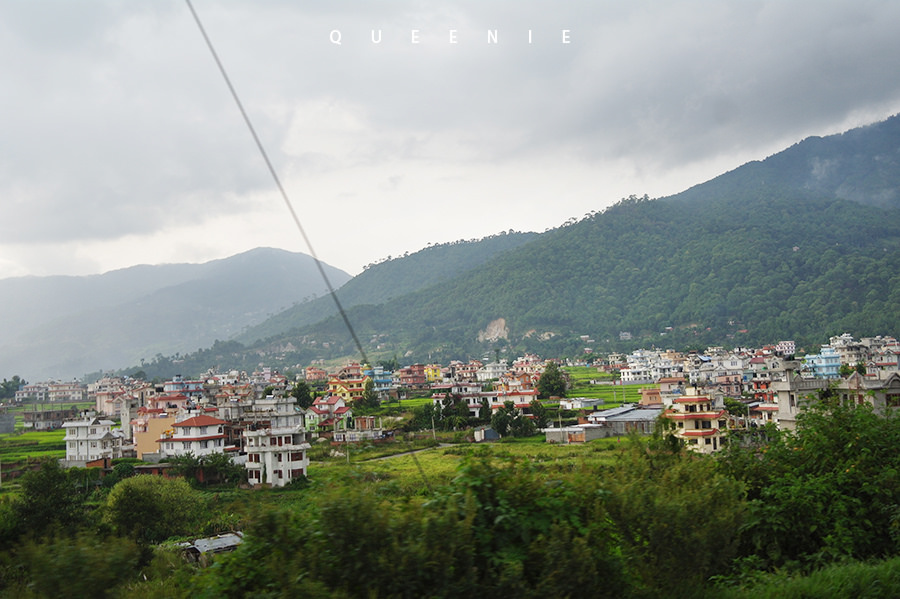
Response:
238,190,900,369
102,114,900,379
3,395,900,597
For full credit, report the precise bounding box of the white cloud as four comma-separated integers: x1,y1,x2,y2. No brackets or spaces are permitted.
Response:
1,0,900,279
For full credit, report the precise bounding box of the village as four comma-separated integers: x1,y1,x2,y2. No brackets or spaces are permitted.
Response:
1,332,897,488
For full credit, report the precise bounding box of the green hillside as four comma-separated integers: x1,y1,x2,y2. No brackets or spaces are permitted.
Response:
236,231,539,344
119,114,900,375
267,191,900,363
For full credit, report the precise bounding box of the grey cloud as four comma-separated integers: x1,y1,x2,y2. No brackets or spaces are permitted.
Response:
2,0,900,251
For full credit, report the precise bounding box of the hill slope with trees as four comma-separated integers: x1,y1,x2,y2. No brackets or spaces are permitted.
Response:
236,115,900,366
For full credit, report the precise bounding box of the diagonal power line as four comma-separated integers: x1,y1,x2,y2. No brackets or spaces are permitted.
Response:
185,0,369,366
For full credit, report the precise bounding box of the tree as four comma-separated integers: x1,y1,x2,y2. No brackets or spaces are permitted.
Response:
491,402,515,437
529,399,550,429
104,475,204,544
13,459,89,536
537,362,567,399
353,378,380,412
0,375,25,400
718,390,900,569
290,381,314,409
478,398,491,423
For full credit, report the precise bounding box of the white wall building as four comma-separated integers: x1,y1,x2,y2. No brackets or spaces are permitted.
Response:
243,395,311,488
157,414,227,458
63,417,125,463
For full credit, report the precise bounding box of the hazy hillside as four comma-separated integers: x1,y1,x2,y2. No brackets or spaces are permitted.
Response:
108,114,900,377
669,114,900,210
0,248,350,380
231,116,900,366
236,231,539,344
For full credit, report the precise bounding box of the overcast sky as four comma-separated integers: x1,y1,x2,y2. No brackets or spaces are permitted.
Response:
2,0,900,280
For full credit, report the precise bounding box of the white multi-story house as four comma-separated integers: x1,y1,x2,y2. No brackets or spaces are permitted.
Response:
157,414,227,458
243,394,311,487
660,393,728,454
477,361,509,382
63,417,126,463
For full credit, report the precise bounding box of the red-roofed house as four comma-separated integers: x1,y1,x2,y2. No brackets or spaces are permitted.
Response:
661,394,727,454
309,395,353,431
158,415,227,458
326,376,369,404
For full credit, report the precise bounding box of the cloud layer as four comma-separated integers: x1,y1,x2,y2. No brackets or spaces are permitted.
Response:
2,0,900,278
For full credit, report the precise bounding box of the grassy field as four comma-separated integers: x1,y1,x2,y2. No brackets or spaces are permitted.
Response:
305,435,626,499
564,365,650,403
0,429,67,463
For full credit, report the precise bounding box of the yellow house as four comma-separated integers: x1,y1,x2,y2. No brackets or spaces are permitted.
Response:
424,364,443,383
327,376,370,404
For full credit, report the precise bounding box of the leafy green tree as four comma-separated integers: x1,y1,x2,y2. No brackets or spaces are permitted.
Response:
537,362,567,399
104,475,204,544
355,378,380,411
0,375,25,400
510,414,537,437
719,390,900,569
13,459,89,536
290,380,314,409
102,461,136,488
529,399,550,429
200,451,246,486
478,398,491,423
491,402,515,437
129,369,147,381
378,356,400,372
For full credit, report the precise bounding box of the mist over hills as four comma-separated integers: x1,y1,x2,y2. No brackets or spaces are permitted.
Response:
235,231,540,345
9,114,900,382
226,115,900,371
0,248,350,380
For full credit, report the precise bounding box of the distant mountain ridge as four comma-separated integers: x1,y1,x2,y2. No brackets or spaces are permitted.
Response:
24,113,900,381
0,248,351,380
668,114,900,209
210,114,900,371
236,231,540,344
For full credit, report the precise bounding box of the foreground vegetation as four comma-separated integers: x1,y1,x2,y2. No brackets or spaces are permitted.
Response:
2,394,900,597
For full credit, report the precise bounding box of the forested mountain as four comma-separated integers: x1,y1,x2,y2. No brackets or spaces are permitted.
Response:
114,114,900,378
0,248,350,380
236,231,539,345
222,115,900,369
670,113,900,210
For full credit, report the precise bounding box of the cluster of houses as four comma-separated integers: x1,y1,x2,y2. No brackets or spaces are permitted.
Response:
45,355,548,487
555,334,900,453
11,333,900,484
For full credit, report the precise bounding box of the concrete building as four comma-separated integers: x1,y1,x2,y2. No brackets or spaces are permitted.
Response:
243,394,311,487
63,417,126,464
